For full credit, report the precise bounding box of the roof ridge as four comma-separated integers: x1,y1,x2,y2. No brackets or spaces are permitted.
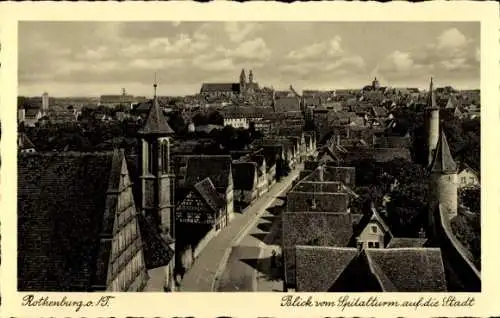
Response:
364,250,397,291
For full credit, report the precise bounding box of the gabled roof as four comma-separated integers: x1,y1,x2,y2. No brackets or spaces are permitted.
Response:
193,177,225,213
18,133,35,150
138,96,174,135
273,97,301,113
232,161,257,191
18,151,122,291
200,83,240,93
295,246,358,292
354,208,392,238
25,108,41,118
283,212,353,248
185,155,232,190
430,130,457,174
386,237,428,248
365,248,447,292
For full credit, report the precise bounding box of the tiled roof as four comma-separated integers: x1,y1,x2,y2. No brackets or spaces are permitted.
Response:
274,97,301,113
283,212,355,285
18,151,118,291
291,181,343,193
353,208,392,239
286,192,349,213
276,126,304,138
185,155,232,190
295,246,358,291
283,212,353,248
232,161,257,191
138,97,174,135
200,83,241,93
125,154,141,209
303,97,321,107
386,237,428,248
365,248,447,292
373,148,411,163
430,131,457,174
303,165,356,186
193,177,225,213
138,213,175,270
25,109,41,118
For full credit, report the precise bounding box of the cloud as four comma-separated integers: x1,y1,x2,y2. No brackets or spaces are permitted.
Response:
378,27,478,81
220,38,272,61
436,28,468,51
281,36,364,77
224,22,263,43
385,50,416,72
286,36,344,61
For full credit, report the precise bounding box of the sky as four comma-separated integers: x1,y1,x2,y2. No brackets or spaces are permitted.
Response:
18,21,480,97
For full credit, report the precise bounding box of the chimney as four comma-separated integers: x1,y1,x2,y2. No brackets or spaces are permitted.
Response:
318,165,324,182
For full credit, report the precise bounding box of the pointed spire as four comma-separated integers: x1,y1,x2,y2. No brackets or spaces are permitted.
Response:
427,77,438,109
153,72,158,98
138,74,174,136
430,130,457,174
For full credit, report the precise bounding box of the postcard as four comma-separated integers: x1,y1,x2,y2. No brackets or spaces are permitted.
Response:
0,1,499,317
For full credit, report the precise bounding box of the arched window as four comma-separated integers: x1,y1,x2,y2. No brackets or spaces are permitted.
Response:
147,142,153,174
161,139,169,175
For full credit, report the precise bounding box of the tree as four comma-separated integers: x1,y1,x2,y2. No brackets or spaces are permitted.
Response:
459,188,480,214
192,113,208,126
167,111,187,135
207,111,224,126
451,212,481,269
385,183,430,237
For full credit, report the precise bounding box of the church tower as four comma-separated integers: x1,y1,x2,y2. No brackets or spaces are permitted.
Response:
239,69,246,95
138,77,176,242
249,70,253,84
429,130,458,220
426,77,440,166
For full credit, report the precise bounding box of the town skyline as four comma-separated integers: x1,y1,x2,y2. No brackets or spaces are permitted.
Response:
19,21,480,97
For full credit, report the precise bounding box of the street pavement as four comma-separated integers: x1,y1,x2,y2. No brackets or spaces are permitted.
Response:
215,167,301,292
179,166,301,292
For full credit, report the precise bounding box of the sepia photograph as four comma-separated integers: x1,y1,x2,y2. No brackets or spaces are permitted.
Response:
17,20,482,294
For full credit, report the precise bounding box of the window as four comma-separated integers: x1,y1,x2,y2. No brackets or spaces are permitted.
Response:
461,177,466,184
374,242,380,248
469,177,475,184
371,225,378,233
368,242,374,248
161,140,169,175
146,142,153,174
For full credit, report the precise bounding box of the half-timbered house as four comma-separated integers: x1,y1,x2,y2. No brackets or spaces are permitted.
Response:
175,177,226,276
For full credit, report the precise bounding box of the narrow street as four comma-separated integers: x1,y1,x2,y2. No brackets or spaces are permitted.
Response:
179,165,301,292
215,166,302,292
215,197,285,292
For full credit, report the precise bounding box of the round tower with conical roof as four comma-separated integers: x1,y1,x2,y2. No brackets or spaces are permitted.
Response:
426,77,440,166
429,130,458,219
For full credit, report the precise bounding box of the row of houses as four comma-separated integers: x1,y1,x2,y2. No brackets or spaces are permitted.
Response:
281,157,480,292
